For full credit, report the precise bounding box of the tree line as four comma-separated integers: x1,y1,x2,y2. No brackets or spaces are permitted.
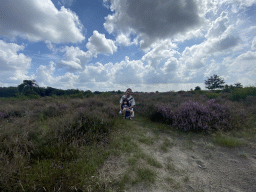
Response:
0,75,248,98
0,80,123,98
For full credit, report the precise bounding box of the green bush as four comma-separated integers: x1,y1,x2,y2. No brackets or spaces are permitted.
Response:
28,94,41,99
69,93,83,99
50,94,58,99
206,93,219,99
195,90,204,95
101,92,111,96
230,87,256,101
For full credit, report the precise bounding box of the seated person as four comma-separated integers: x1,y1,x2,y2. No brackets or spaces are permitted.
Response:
120,88,136,120
121,98,131,118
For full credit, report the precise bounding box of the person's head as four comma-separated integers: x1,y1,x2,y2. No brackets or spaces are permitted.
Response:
126,88,132,97
123,98,129,105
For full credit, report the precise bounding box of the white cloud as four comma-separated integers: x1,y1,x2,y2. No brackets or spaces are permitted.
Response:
57,72,79,84
57,46,93,72
227,51,256,85
251,36,256,50
142,67,167,84
35,61,80,89
115,33,133,46
0,0,85,43
161,57,178,74
206,11,229,38
35,61,56,87
86,31,117,57
104,0,204,49
232,0,256,7
141,39,178,69
180,15,240,71
113,56,144,84
77,62,110,83
0,40,32,84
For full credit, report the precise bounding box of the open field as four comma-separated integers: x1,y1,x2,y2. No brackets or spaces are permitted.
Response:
0,89,256,191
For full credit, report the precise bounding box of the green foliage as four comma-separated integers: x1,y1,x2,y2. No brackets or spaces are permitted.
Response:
206,93,219,99
117,90,122,94
194,86,201,91
205,74,225,90
69,93,83,99
229,86,256,101
101,92,111,96
223,84,236,93
195,90,204,95
215,90,222,93
212,136,245,147
0,86,18,97
234,82,243,88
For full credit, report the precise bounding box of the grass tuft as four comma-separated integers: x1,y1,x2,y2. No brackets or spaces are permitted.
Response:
136,168,157,184
146,156,163,168
212,135,245,147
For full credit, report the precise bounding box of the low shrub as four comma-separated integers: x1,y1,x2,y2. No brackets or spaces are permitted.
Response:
155,99,239,133
69,93,83,99
230,86,256,101
206,93,219,99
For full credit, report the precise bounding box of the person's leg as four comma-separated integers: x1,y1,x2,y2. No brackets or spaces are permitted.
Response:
130,108,134,117
129,110,134,120
122,108,126,118
123,108,130,118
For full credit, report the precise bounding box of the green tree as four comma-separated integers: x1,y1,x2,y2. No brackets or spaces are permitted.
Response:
234,82,243,88
194,86,201,91
204,74,225,91
18,80,39,96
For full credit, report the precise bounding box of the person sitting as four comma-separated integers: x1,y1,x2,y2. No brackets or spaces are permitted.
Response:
120,88,135,120
121,98,131,119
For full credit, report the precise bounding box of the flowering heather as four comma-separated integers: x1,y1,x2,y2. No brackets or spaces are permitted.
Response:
157,99,235,133
0,112,7,119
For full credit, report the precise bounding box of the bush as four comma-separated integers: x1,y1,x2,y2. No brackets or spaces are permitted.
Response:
194,86,201,91
101,92,111,96
206,93,219,99
230,87,256,101
156,99,234,133
195,90,204,95
69,93,83,99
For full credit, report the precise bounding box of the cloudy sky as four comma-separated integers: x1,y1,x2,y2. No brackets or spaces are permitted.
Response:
0,0,256,92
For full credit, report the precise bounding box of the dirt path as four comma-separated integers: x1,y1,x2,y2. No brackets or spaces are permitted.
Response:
97,118,256,192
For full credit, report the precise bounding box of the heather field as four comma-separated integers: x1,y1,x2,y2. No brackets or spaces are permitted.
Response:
0,88,256,191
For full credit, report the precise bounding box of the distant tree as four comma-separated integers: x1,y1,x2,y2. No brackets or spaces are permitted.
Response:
94,91,101,95
234,82,243,88
194,86,201,91
204,74,225,91
18,80,39,96
0,87,18,97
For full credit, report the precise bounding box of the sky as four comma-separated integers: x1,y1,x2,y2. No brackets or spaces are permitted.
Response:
0,0,256,93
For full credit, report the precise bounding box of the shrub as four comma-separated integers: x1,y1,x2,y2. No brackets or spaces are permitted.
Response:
58,112,112,147
230,87,256,101
194,86,201,91
156,99,235,133
206,93,219,99
0,111,8,119
69,93,83,99
42,103,62,119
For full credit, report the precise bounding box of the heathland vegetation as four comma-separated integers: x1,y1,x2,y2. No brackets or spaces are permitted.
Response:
0,77,256,191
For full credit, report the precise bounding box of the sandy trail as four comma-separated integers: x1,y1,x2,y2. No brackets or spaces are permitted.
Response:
98,120,256,192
